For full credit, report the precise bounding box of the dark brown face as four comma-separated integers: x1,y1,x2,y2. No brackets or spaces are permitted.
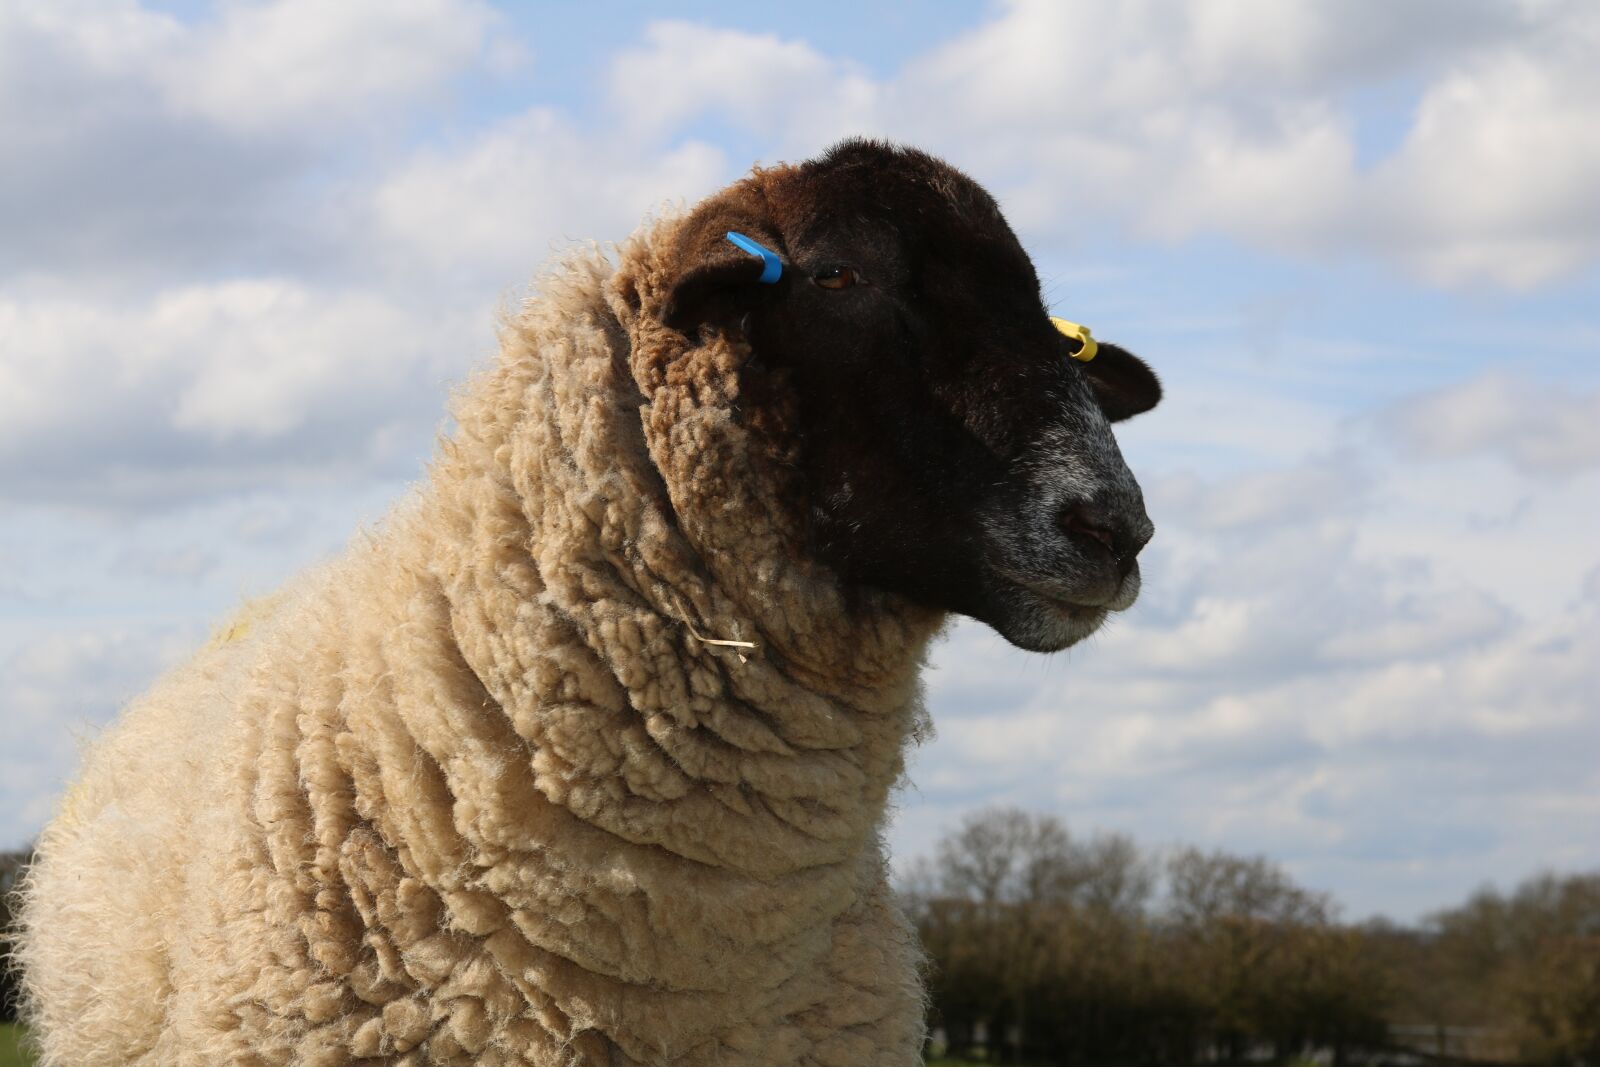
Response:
663,140,1161,652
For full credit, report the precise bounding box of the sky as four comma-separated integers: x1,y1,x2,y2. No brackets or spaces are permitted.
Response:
2,0,1597,923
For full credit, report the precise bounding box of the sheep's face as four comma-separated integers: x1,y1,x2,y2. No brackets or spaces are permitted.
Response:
662,140,1161,653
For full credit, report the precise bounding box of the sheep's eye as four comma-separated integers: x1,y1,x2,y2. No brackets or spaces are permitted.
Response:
813,266,858,290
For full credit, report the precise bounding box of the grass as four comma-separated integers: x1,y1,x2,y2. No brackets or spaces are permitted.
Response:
0,1025,33,1067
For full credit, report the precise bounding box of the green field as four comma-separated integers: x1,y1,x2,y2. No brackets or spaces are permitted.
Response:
0,1025,33,1067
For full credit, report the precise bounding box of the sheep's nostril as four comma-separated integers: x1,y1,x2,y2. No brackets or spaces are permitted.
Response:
1059,506,1116,553
1060,504,1151,578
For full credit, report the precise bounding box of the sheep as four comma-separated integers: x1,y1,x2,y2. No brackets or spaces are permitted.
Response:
18,139,1160,1067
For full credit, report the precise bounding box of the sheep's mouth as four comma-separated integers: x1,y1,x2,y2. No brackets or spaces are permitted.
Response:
1034,589,1110,620
994,561,1138,614
972,493,1144,652
976,573,1113,653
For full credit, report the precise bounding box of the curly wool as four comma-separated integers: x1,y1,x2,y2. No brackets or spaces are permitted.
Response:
18,218,946,1066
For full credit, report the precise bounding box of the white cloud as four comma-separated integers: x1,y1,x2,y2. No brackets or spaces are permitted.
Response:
1167,457,1371,531
372,109,729,287
0,1,183,85
1372,18,1600,287
992,0,1600,286
608,21,878,146
170,0,500,133
0,0,503,284
1135,103,1357,249
0,281,473,509
1317,587,1509,664
1,0,501,136
1382,371,1600,476
0,2,258,281
151,281,440,438
603,1,1600,288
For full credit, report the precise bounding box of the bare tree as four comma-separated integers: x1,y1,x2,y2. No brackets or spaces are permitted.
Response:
907,809,1595,1067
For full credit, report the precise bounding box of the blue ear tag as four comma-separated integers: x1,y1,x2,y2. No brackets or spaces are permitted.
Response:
725,231,783,284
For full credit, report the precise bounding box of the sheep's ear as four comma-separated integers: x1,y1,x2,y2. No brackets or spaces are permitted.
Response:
660,196,786,335
1082,342,1162,422
661,248,776,335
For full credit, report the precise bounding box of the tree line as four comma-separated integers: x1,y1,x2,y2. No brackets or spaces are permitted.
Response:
900,809,1599,1066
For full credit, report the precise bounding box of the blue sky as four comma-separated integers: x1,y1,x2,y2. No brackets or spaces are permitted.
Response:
2,0,1597,922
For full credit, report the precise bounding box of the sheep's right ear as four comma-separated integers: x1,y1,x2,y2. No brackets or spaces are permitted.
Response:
1083,342,1162,421
661,228,786,336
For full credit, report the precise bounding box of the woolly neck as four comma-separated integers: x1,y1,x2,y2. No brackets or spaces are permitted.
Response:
411,224,943,886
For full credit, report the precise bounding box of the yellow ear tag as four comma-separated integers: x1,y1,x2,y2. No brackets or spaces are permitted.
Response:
1051,316,1098,362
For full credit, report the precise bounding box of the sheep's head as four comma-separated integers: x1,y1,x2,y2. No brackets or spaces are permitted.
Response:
657,140,1160,653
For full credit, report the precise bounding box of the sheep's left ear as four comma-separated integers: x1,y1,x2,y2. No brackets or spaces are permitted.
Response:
1082,342,1162,421
661,215,786,335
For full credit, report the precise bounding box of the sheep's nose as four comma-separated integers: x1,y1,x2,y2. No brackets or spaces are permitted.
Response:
1059,500,1153,577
